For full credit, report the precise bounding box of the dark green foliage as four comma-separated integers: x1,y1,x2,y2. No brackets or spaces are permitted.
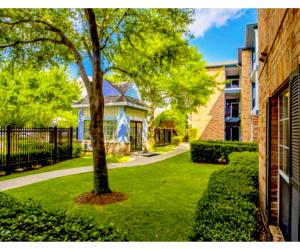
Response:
171,136,183,145
0,192,126,241
190,152,259,241
0,142,82,174
228,152,259,188
72,143,82,157
190,140,258,163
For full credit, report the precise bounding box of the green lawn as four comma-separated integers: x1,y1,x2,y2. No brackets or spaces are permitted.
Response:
5,152,222,241
0,153,129,181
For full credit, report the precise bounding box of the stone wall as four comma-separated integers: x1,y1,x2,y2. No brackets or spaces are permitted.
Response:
191,66,225,140
258,8,300,231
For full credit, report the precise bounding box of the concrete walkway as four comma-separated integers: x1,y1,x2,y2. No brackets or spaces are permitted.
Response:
0,143,189,191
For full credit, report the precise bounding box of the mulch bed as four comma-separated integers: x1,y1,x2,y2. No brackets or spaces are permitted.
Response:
75,191,128,206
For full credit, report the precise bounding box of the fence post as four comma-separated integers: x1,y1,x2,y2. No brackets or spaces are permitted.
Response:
53,126,57,164
69,127,73,159
5,125,11,175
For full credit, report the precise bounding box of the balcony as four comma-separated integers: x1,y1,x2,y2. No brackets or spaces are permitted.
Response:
224,79,241,94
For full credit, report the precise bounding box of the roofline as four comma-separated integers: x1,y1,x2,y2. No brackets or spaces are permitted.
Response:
206,60,238,68
244,23,258,49
72,102,149,111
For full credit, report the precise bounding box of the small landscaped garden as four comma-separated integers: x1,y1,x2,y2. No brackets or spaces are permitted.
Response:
3,152,222,241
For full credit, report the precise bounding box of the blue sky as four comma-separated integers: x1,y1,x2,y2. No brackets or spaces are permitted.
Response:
189,9,257,63
70,9,257,77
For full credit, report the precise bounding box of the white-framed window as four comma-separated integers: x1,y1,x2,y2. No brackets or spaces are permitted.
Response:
104,120,118,142
225,79,240,88
278,89,290,178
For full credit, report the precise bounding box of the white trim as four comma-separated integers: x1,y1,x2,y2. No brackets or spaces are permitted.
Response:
72,102,149,111
71,104,89,108
279,169,290,184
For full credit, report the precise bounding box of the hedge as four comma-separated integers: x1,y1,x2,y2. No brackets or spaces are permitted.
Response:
190,140,258,163
190,151,259,241
0,192,126,241
171,136,184,145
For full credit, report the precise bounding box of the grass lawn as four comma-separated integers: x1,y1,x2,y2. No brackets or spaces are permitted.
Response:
5,152,222,241
0,153,129,181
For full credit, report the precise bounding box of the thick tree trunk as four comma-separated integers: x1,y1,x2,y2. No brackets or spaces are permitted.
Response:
89,76,111,195
86,9,111,195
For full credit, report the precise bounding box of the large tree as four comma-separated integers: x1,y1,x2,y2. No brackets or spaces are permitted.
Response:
106,33,217,135
0,9,193,194
0,66,80,127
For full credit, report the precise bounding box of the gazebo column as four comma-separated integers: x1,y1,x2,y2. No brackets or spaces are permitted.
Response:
117,107,130,154
77,108,84,141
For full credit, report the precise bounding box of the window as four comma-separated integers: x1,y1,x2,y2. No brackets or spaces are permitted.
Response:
278,88,290,240
278,89,290,176
104,120,117,141
84,120,91,140
252,82,256,109
225,79,240,88
83,120,118,142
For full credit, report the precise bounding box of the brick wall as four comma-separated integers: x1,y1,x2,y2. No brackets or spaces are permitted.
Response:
191,66,225,140
250,115,259,142
258,8,300,227
240,49,252,142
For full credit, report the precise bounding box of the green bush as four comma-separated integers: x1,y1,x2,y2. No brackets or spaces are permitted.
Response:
171,136,183,145
188,128,198,142
0,192,127,241
190,152,259,241
228,151,259,189
190,140,258,163
72,142,82,157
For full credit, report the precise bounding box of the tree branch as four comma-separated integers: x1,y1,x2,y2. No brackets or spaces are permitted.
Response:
0,38,62,48
100,10,128,50
81,36,92,62
98,8,119,41
0,18,91,92
104,66,137,78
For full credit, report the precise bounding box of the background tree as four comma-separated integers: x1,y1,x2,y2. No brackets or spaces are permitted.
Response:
0,8,193,195
0,66,80,127
106,33,217,138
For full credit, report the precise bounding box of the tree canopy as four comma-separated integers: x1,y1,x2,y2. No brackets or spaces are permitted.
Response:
106,32,217,122
0,66,81,127
0,8,198,194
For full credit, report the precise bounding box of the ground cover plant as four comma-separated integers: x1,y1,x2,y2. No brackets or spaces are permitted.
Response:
0,192,126,241
5,152,222,241
190,151,259,241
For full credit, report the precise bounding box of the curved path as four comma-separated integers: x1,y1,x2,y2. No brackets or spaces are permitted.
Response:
0,143,189,191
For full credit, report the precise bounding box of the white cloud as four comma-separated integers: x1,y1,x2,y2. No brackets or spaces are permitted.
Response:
189,9,245,38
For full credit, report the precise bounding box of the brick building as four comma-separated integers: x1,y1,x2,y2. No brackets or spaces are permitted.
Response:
191,23,259,142
258,9,300,241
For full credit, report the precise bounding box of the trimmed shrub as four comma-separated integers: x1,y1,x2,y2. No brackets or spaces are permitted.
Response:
190,152,259,241
171,136,183,145
190,140,258,163
0,192,127,241
188,128,198,142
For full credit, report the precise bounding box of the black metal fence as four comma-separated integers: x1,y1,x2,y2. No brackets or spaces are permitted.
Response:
154,128,177,146
0,126,78,175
